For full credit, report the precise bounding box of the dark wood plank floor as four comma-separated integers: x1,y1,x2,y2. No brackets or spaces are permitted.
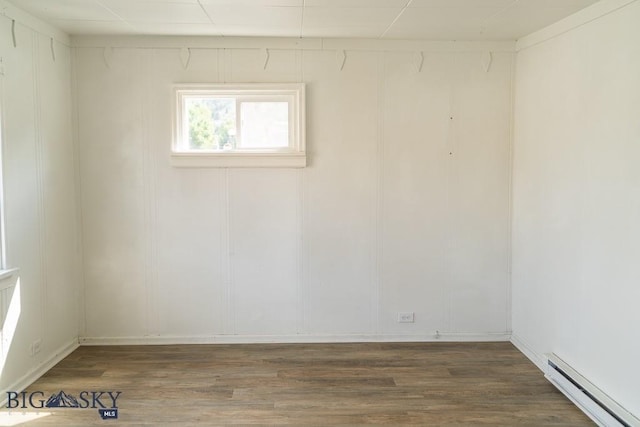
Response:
5,342,592,426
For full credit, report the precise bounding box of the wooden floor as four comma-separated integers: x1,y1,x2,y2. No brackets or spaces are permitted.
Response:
6,342,592,426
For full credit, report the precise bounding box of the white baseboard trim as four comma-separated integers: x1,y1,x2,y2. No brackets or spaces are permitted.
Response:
510,333,546,371
0,338,79,407
79,332,511,346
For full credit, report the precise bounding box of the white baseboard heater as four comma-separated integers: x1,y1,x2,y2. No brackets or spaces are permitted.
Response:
545,354,639,427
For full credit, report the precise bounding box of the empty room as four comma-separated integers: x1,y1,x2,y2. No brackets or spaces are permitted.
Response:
0,0,638,425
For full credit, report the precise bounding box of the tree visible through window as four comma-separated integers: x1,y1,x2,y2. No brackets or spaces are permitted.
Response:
186,98,235,150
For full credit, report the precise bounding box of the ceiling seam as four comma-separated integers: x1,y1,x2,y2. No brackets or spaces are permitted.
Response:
197,0,224,37
93,0,137,33
478,0,521,34
379,0,413,39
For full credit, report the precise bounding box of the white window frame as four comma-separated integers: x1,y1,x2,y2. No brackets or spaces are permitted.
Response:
172,83,306,168
0,66,7,271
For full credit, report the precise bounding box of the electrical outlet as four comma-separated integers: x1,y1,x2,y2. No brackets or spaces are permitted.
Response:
397,312,415,323
31,339,42,356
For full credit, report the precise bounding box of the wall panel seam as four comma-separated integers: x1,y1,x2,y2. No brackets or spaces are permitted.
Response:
70,45,87,338
32,32,47,345
374,51,385,335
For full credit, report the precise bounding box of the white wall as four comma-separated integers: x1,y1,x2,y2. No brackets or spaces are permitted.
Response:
74,40,513,343
512,0,640,418
0,12,81,392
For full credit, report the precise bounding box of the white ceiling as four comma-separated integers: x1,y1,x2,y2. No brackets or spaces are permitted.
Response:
8,0,600,40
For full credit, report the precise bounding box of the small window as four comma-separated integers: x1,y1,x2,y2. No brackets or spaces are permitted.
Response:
172,84,305,168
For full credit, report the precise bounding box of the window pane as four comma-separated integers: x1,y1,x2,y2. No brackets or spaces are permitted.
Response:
240,102,289,149
185,97,236,150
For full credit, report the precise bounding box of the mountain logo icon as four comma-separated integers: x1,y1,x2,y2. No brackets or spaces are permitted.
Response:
45,391,80,408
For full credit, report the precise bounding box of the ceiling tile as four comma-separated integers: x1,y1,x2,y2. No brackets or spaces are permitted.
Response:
50,19,134,35
408,0,515,8
11,0,120,21
304,7,401,27
216,25,302,37
513,0,598,8
128,22,220,36
198,0,303,6
109,0,199,3
99,1,211,24
482,0,599,39
302,26,388,38
200,5,302,27
305,0,408,7
384,6,502,39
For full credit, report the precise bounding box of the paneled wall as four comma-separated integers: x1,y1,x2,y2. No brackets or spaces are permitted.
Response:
0,15,81,392
512,0,640,417
75,39,513,342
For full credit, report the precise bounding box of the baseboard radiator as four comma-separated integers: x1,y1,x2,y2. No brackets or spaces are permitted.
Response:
545,354,639,427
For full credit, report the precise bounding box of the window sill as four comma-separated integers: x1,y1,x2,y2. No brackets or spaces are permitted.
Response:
170,152,306,168
0,267,19,290
0,268,18,281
